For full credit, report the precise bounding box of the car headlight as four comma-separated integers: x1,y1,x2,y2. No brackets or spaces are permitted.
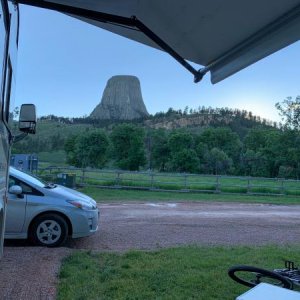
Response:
67,200,94,210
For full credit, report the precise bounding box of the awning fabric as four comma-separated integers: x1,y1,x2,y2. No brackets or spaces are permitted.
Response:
21,0,300,83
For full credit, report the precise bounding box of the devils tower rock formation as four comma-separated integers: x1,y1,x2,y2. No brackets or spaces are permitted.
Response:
90,75,149,120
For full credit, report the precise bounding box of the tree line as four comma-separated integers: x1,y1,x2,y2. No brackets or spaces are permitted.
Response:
63,123,300,179
37,105,279,129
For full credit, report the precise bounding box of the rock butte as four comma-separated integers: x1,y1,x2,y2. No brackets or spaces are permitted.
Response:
90,75,149,120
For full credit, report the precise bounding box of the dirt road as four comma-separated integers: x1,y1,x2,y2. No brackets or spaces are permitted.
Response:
71,201,300,250
2,201,300,299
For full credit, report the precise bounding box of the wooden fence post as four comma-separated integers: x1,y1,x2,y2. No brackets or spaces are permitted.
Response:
247,177,251,194
115,172,120,187
281,179,285,195
184,174,188,191
150,173,154,190
81,168,85,185
216,176,220,193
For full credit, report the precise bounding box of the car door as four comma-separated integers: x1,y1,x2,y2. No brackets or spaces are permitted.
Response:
5,176,27,233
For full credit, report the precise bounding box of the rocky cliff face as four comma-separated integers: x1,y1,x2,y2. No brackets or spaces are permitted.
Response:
90,75,149,120
144,114,232,130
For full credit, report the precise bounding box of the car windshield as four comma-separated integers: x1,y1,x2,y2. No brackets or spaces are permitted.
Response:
11,168,49,188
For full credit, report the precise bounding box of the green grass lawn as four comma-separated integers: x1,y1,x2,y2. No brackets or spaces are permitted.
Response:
79,187,300,205
38,150,67,166
58,245,300,300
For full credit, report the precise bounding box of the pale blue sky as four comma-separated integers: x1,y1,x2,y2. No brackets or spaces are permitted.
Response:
15,5,300,122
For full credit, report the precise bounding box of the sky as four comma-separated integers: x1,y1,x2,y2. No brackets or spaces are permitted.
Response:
14,5,300,122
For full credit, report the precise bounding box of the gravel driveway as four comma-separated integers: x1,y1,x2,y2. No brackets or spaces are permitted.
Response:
1,201,300,299
71,201,300,250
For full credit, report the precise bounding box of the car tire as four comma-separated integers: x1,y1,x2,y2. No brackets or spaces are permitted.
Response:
30,213,68,247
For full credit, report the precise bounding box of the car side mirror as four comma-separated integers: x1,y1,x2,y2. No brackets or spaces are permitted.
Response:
19,104,36,134
8,185,23,195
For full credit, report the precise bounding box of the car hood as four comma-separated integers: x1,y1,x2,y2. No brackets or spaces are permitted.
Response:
47,185,97,207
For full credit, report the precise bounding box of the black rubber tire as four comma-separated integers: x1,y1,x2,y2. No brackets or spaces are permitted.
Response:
228,265,293,289
29,213,68,247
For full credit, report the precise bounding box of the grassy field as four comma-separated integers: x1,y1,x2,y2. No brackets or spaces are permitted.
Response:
38,150,67,167
38,167,300,196
57,245,300,300
79,187,300,205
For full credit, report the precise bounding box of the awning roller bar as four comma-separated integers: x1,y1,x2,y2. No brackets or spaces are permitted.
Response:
208,2,300,79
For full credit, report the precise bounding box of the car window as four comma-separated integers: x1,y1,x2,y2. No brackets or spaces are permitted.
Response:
19,181,33,194
9,176,44,196
8,177,17,188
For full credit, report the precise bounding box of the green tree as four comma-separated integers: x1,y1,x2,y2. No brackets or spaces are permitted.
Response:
244,128,283,177
168,130,199,173
244,128,271,152
195,142,209,161
77,130,109,168
65,130,109,168
275,130,300,178
195,127,241,173
204,148,233,175
275,96,300,129
150,129,170,171
196,127,241,161
170,149,199,173
111,124,146,171
168,131,194,152
241,149,268,177
64,135,78,166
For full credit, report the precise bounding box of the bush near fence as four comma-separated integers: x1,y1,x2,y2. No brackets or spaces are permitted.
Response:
36,166,300,196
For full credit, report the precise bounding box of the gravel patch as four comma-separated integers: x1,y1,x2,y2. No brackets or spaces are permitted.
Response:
0,246,71,300
71,202,300,251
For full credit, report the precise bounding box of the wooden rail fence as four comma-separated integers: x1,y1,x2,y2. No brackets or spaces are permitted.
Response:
36,167,300,197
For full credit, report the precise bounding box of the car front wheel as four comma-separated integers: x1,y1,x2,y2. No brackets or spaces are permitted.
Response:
30,213,68,247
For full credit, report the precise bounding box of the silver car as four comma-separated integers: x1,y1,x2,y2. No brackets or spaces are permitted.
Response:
5,167,99,247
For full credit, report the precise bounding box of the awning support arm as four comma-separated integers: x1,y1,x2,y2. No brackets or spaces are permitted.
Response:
14,0,208,83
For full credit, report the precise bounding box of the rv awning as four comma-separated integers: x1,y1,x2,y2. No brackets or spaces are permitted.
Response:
17,0,300,83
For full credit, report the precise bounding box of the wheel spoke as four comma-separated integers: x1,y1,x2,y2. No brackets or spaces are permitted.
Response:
39,223,48,232
49,222,56,230
52,228,61,236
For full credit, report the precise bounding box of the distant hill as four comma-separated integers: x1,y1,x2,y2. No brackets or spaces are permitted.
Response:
11,119,93,157
144,107,278,138
12,106,278,158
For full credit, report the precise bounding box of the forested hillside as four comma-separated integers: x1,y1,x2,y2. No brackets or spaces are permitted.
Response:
12,99,300,179
12,106,276,154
